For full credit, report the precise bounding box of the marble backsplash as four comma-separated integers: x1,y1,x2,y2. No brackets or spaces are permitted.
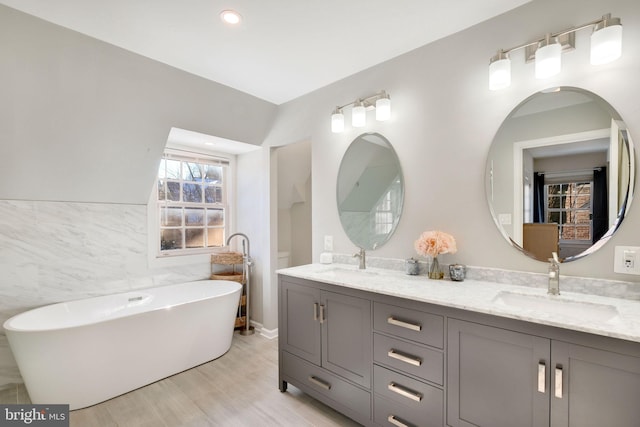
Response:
0,200,211,389
333,253,640,301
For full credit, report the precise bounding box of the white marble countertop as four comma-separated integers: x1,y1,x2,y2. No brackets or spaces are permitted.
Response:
277,263,640,344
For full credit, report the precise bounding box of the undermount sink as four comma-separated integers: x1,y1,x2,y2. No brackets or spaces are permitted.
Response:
317,267,380,277
492,291,620,323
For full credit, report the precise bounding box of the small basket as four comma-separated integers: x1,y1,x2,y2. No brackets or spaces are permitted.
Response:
211,252,244,265
210,272,245,283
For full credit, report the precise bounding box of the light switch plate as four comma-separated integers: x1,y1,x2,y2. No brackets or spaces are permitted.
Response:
499,213,512,225
614,246,640,275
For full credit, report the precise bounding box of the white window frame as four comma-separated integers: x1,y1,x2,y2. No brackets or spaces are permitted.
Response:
148,148,235,268
545,181,593,243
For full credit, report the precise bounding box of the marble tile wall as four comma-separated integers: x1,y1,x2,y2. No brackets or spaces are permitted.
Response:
0,200,210,389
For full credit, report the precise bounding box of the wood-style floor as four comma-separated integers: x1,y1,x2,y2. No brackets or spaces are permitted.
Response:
1,333,360,426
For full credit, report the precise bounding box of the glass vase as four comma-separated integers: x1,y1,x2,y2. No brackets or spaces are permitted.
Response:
429,256,444,280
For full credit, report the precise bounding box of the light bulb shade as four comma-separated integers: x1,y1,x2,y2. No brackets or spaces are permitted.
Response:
375,96,391,121
535,39,562,79
352,103,366,127
489,53,511,90
591,22,622,65
331,111,344,133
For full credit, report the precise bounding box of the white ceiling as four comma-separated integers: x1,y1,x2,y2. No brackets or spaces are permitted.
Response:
0,0,531,105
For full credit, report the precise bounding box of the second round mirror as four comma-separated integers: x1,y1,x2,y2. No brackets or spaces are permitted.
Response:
486,87,635,262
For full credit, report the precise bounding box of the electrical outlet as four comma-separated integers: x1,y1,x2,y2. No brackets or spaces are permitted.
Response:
614,246,640,275
324,235,333,251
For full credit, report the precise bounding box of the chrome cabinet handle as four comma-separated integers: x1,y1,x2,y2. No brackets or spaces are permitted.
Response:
555,365,563,398
387,316,422,332
387,415,411,427
538,361,546,393
313,303,319,321
388,349,422,367
388,382,422,402
308,375,331,390
319,304,325,324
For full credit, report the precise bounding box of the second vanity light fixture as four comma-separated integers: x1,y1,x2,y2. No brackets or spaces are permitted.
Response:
331,90,391,133
489,13,622,90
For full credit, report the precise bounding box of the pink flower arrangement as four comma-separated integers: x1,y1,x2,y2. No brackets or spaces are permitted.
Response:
414,230,457,258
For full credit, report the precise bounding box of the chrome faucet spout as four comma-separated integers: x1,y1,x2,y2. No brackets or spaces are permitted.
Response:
548,251,560,295
353,248,366,269
226,233,250,260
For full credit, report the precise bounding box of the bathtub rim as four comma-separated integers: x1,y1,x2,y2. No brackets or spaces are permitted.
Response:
3,279,242,333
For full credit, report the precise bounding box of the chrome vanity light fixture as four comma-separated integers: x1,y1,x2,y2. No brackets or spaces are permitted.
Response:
488,13,622,90
330,90,391,133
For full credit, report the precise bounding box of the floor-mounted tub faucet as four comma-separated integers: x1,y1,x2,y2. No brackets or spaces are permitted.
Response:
226,232,254,335
548,251,560,295
354,248,366,269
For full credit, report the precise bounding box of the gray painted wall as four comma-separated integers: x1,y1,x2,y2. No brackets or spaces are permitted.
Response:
0,5,276,204
265,0,640,282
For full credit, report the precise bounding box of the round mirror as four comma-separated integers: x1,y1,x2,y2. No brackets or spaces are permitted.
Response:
486,87,635,262
337,132,404,250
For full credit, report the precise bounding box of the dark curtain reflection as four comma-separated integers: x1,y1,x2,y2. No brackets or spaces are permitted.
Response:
533,173,545,223
592,167,608,243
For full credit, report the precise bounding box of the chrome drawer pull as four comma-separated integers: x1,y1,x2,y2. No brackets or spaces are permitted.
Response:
387,316,422,332
388,382,422,402
537,361,546,393
313,303,319,321
555,365,563,398
388,414,412,427
319,304,326,324
308,375,331,390
388,349,422,367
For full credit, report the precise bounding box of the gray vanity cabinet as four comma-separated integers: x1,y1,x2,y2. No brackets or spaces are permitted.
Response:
448,318,640,427
447,319,550,427
279,277,372,424
279,272,640,427
550,341,640,427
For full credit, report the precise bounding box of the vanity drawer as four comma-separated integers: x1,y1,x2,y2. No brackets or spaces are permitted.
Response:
374,333,443,385
374,395,443,427
373,365,443,426
374,302,444,348
281,351,371,418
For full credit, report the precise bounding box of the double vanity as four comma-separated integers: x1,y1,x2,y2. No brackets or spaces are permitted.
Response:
277,264,640,427
279,85,640,426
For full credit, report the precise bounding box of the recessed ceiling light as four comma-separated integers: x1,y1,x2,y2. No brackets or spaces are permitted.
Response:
220,10,242,25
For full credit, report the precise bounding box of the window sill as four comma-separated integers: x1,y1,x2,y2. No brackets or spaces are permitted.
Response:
148,252,212,269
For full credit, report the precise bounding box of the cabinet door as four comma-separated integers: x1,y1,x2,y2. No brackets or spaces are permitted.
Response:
551,341,640,427
321,291,372,388
280,280,321,365
448,319,550,427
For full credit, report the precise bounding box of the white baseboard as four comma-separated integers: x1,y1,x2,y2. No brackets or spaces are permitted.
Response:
253,322,278,339
239,320,278,339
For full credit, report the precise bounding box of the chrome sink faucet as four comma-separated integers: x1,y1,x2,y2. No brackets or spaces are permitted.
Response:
353,248,366,269
548,252,560,295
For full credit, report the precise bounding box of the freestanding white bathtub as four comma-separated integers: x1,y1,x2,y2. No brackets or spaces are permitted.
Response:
3,280,242,410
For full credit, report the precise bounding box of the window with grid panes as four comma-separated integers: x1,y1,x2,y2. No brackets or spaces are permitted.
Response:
546,182,592,242
157,152,228,253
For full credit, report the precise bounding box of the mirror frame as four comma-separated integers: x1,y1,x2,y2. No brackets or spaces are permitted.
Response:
485,87,635,262
336,132,404,250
